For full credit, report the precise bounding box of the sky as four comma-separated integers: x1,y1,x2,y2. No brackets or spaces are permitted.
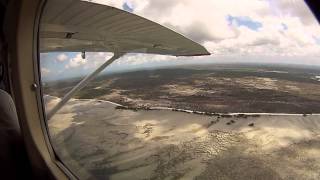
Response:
40,0,320,81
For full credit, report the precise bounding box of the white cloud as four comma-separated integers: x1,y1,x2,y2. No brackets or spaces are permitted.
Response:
56,53,68,62
83,0,320,64
115,54,177,66
65,53,87,69
64,52,115,70
41,67,50,76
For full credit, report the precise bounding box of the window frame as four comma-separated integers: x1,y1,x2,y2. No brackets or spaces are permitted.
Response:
6,0,75,178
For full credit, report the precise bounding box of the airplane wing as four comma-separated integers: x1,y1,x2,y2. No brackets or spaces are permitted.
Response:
40,0,210,56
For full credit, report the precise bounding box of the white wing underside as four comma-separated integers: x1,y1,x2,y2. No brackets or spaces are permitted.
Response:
40,0,210,56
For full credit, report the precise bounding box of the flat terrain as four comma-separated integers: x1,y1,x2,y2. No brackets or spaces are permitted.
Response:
44,63,320,113
46,96,320,180
43,63,320,179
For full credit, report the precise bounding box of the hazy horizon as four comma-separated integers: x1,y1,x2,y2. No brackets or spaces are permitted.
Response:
41,60,320,82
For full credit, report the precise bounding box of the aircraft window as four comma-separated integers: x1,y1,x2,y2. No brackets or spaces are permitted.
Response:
39,0,320,179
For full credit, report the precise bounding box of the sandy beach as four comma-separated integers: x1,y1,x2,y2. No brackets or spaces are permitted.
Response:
45,96,320,180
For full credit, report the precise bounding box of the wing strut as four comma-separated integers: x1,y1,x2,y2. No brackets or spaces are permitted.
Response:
46,51,125,120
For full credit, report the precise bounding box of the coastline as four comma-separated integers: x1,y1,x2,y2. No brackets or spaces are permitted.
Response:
50,95,320,117
45,95,320,180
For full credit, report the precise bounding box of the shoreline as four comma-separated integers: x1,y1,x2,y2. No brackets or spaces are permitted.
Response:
46,95,320,179
83,97,320,117
44,95,320,117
